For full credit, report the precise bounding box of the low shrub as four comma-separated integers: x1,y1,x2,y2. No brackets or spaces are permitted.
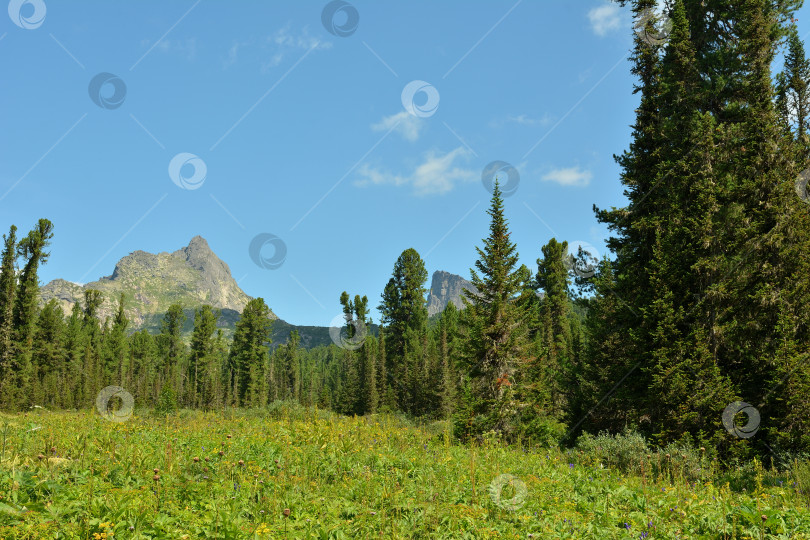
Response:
574,429,712,483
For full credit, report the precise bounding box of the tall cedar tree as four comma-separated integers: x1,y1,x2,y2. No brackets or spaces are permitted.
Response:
188,305,219,408
227,298,273,407
533,238,574,420
378,249,428,412
9,219,53,407
158,303,186,397
376,327,394,411
0,225,17,408
31,299,65,407
727,0,810,456
635,0,733,449
776,26,810,152
436,302,460,419
103,293,129,384
770,22,810,454
129,329,157,406
589,0,810,457
336,292,370,415
81,290,104,401
280,330,302,402
584,0,667,437
458,180,531,439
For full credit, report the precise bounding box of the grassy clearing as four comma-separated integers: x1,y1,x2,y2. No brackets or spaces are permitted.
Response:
0,406,808,539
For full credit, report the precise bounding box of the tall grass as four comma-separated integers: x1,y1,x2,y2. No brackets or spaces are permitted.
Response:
0,404,807,538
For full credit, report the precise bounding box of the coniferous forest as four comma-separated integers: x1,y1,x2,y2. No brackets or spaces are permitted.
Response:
3,0,810,483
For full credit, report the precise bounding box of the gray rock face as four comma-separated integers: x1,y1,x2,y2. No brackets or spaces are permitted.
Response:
39,236,270,328
427,270,477,317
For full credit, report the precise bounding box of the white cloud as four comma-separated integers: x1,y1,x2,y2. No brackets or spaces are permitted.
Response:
261,24,331,70
270,24,325,50
355,147,475,196
541,166,593,187
179,38,197,60
490,113,553,129
588,3,621,36
221,26,331,71
144,38,198,61
507,114,552,126
371,111,424,142
224,40,246,68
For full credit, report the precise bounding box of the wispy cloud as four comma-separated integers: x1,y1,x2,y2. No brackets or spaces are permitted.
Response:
507,113,552,126
223,40,248,68
372,111,424,142
588,3,621,37
541,166,592,187
490,113,553,129
142,37,198,61
221,26,332,71
355,147,475,196
261,24,331,70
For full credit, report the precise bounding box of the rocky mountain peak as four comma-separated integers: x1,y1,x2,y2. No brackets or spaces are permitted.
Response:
175,235,212,259
39,236,265,330
427,270,477,317
172,235,227,275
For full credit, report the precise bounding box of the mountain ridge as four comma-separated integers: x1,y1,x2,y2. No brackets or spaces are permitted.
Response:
39,236,270,330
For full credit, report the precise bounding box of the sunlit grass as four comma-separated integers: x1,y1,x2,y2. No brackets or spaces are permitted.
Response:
0,406,808,539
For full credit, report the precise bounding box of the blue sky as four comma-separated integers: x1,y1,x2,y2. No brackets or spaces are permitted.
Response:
2,1,808,327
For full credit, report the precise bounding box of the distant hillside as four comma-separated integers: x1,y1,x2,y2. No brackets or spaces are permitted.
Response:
269,319,379,350
137,309,378,349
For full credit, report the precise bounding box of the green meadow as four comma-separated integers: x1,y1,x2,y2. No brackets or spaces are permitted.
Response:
0,406,809,539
